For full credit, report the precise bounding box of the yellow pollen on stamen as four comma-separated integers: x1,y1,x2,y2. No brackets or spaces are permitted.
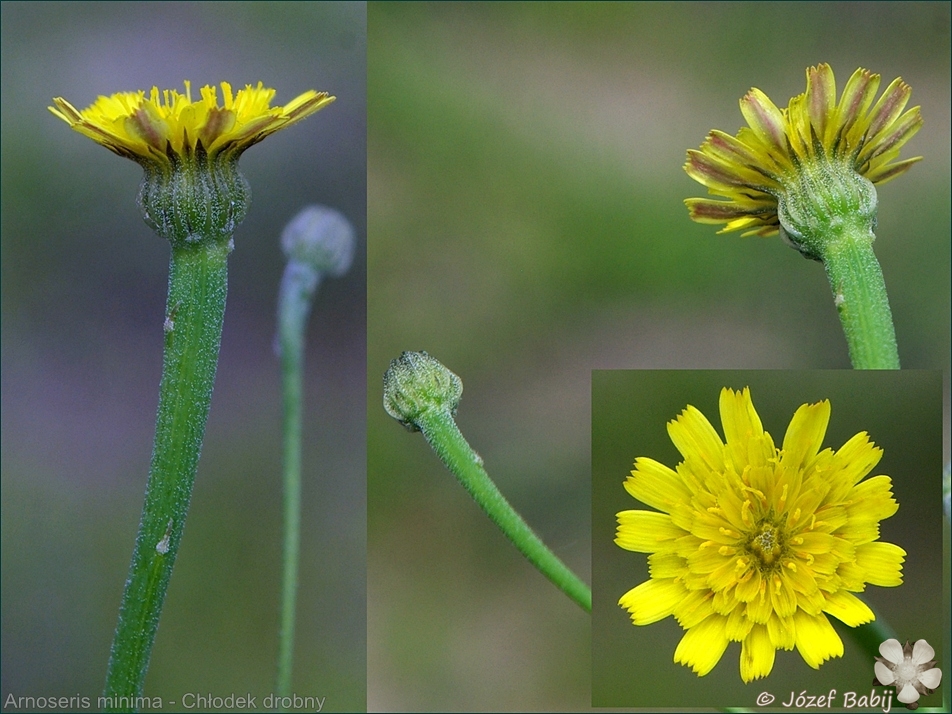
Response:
614,386,908,682
748,521,785,568
742,485,766,502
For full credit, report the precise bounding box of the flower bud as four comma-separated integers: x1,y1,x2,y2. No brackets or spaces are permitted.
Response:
383,351,462,432
281,205,355,278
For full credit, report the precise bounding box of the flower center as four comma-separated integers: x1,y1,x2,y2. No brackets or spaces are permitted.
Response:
896,657,920,690
746,519,786,570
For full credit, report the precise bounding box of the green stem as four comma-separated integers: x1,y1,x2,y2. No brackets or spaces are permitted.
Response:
848,597,899,662
820,225,900,369
103,240,230,710
275,263,318,701
415,408,592,613
272,206,353,703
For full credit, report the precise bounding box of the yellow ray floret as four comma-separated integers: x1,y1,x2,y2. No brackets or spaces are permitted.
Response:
49,81,335,165
684,64,922,237
615,387,905,683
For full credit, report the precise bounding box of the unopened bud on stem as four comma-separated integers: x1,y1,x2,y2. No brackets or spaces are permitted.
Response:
383,351,462,432
281,205,355,278
275,205,355,359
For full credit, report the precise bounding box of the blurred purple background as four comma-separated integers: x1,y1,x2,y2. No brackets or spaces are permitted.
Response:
2,3,366,710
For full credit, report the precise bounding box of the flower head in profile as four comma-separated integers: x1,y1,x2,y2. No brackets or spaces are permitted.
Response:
50,82,334,245
684,64,922,245
615,387,905,683
49,81,334,167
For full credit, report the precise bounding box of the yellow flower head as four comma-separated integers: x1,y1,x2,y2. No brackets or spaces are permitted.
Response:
49,81,335,166
615,388,905,683
684,64,922,237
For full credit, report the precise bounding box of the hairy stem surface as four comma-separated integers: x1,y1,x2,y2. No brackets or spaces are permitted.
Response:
417,408,592,613
103,240,230,708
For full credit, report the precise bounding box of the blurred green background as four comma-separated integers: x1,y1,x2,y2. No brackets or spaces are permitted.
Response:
592,371,943,708
2,2,365,712
367,2,949,711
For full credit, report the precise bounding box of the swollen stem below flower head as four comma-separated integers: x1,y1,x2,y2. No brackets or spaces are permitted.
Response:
62,81,337,706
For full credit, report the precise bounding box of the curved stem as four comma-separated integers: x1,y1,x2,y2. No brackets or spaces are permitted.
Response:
275,263,319,701
821,226,900,369
103,240,230,710
416,408,592,613
272,206,353,703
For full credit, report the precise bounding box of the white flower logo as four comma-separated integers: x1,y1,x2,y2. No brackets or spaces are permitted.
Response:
874,639,943,709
